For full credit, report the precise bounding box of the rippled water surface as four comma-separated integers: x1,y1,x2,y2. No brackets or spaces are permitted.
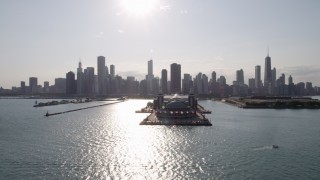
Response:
1,98,320,179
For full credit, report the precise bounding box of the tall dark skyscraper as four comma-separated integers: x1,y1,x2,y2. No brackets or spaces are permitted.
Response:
211,71,216,83
146,59,154,94
182,73,192,94
105,66,109,76
288,75,293,85
236,69,244,85
255,65,261,88
280,73,286,85
110,64,115,77
84,67,95,96
97,56,106,95
66,71,76,95
202,74,209,94
77,61,84,95
161,69,167,94
148,59,153,76
195,73,203,94
264,53,272,86
170,63,181,93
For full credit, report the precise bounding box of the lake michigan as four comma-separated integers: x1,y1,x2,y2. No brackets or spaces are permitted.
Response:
1,98,320,179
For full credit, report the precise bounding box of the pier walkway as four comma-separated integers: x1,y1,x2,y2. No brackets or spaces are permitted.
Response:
45,101,124,117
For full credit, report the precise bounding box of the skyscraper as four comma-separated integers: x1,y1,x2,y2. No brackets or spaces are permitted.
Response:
288,75,293,85
288,75,294,96
218,76,226,86
44,81,49,93
236,69,244,85
202,74,209,94
97,56,106,95
105,66,109,76
146,59,154,94
170,63,181,93
271,67,277,86
54,78,66,94
264,53,272,86
66,71,76,95
280,73,285,85
161,69,168,94
110,64,115,77
255,65,261,88
84,67,95,96
249,78,255,89
148,59,153,75
306,82,313,95
77,61,84,96
152,77,160,94
182,73,192,94
20,81,26,94
211,71,216,83
127,76,138,95
29,77,38,94
195,73,203,94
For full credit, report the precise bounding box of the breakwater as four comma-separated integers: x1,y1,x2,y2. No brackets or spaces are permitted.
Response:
45,101,123,117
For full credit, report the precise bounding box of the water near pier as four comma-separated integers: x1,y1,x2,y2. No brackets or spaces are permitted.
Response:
1,98,320,179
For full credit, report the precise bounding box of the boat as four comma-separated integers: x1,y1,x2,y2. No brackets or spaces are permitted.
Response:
117,97,126,101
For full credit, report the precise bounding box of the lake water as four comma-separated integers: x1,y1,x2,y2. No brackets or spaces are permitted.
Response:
1,98,320,179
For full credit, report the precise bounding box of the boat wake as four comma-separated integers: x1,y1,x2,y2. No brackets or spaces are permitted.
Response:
252,145,275,151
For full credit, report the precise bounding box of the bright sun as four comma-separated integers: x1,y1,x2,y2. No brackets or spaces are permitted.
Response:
121,0,158,16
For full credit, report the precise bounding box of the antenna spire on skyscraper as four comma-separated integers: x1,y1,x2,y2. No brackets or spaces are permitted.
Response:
78,58,82,68
150,49,154,60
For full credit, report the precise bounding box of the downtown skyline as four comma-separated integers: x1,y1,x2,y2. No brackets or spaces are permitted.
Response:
1,0,320,88
1,52,319,91
2,53,319,97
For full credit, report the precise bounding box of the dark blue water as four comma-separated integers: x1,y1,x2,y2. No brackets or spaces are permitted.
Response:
1,98,320,179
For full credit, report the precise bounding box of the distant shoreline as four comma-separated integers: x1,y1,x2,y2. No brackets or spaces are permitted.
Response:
222,96,320,109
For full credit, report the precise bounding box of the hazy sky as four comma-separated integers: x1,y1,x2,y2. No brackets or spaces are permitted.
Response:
1,0,320,88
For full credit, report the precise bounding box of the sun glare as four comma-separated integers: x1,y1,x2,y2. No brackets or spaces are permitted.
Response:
121,0,158,16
